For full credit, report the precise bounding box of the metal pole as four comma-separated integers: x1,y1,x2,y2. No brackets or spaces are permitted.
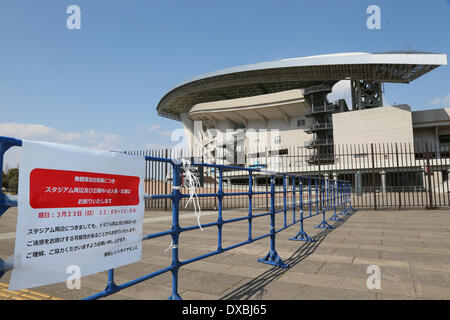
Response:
283,174,287,228
258,175,289,268
329,179,342,221
371,143,377,210
248,171,253,241
315,178,333,229
290,177,314,241
168,163,182,300
292,176,296,223
217,168,224,251
395,144,401,210
425,143,434,209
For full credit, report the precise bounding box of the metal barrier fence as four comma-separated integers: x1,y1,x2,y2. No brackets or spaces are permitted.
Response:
0,136,353,299
129,141,450,211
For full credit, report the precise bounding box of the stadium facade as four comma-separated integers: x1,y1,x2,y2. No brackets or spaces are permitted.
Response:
155,51,449,197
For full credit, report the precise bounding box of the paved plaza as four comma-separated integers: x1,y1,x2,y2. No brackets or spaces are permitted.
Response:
1,207,450,300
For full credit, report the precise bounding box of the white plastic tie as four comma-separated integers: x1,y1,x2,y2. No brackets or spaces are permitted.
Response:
181,159,203,231
165,241,178,252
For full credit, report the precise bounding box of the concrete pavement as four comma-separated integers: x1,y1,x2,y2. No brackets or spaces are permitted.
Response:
0,207,450,300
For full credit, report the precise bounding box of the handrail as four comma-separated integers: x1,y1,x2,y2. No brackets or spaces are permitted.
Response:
305,104,337,115
305,138,334,147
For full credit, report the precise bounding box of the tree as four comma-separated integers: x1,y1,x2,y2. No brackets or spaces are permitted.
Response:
7,168,18,192
2,168,18,194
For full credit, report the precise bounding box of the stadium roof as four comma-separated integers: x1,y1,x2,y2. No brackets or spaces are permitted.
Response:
157,51,447,121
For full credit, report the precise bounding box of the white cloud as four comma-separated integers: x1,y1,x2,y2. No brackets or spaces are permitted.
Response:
0,122,123,168
148,124,161,132
103,133,123,145
444,95,450,104
429,94,450,106
137,124,161,132
429,97,442,105
138,124,183,140
161,130,173,137
327,80,352,108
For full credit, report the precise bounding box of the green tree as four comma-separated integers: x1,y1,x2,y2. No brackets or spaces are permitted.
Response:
2,168,18,194
7,168,19,192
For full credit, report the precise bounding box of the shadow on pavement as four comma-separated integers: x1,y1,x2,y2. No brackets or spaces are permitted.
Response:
219,213,353,300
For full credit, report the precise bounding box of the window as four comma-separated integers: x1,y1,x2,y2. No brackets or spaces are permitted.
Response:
439,135,450,144
297,119,306,128
234,123,246,130
269,148,288,155
274,136,281,144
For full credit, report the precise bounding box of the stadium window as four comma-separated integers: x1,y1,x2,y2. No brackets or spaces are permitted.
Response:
297,119,306,128
234,123,246,130
271,148,289,155
439,134,450,144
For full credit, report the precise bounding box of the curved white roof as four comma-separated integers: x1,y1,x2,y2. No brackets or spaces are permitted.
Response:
157,51,447,121
181,51,446,85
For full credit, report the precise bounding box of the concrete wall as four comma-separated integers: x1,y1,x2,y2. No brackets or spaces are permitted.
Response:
181,112,195,150
332,106,414,145
189,89,305,114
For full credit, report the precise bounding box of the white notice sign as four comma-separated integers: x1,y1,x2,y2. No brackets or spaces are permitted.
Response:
9,140,145,290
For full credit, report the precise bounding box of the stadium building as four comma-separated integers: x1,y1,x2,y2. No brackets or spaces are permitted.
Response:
156,51,449,198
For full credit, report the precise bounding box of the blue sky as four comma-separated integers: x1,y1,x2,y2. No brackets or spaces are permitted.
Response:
0,0,449,167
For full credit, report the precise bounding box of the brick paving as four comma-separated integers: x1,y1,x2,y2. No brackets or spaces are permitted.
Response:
0,207,449,300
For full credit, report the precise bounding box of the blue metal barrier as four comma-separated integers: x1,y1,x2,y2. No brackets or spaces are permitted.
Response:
0,136,355,300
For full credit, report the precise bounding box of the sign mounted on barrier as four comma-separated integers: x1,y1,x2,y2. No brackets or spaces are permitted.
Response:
9,140,145,290
29,168,141,209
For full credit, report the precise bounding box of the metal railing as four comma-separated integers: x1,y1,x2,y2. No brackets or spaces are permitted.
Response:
0,135,354,300
304,104,337,116
135,141,450,210
304,138,334,148
305,122,333,133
